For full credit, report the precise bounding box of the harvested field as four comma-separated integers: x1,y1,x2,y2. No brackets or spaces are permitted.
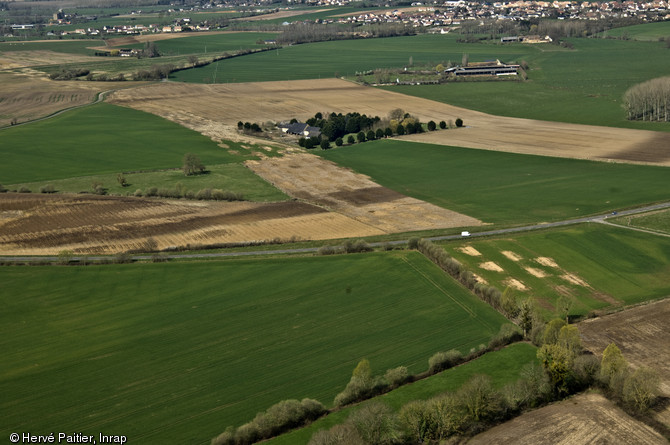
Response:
0,193,382,255
0,50,101,70
234,8,333,21
579,298,670,427
108,79,670,166
465,393,667,445
245,152,482,233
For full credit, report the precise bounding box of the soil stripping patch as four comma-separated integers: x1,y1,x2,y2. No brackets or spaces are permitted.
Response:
466,393,667,445
245,152,483,234
459,246,481,256
503,277,527,291
501,250,522,261
536,257,560,268
480,261,503,272
525,266,548,278
0,193,381,255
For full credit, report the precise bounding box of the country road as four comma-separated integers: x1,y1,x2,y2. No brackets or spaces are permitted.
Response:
3,201,669,263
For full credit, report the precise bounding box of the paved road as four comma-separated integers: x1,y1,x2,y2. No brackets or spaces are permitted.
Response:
3,201,670,263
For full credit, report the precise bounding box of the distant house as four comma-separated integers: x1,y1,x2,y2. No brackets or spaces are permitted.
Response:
281,122,322,138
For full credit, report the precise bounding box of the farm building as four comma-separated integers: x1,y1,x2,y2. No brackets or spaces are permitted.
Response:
280,122,322,138
445,61,520,76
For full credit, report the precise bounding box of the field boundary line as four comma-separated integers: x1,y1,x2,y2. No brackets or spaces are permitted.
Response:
595,219,670,238
399,254,477,318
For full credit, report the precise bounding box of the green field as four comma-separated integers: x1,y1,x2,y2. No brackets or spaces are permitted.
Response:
0,252,509,444
443,223,670,317
611,208,670,234
170,33,533,83
319,139,670,225
383,37,670,130
268,343,538,445
0,103,263,184
0,39,99,55
600,21,670,41
7,163,288,202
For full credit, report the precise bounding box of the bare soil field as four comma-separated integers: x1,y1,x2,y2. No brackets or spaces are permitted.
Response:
96,31,251,50
245,152,482,233
0,72,139,127
109,79,670,166
579,298,670,427
0,49,102,70
0,193,383,255
465,393,667,445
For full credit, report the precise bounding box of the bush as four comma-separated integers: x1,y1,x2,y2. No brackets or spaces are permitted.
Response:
39,184,56,194
134,189,143,197
350,402,395,445
427,120,437,131
439,120,447,129
308,424,365,445
455,118,464,127
622,367,660,413
428,349,463,374
488,323,523,349
407,237,420,249
384,366,409,388
0,184,7,193
18,186,31,193
317,245,337,255
342,239,372,253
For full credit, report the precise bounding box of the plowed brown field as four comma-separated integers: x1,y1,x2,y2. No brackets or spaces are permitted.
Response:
579,298,670,428
0,193,383,255
465,393,667,445
109,79,670,166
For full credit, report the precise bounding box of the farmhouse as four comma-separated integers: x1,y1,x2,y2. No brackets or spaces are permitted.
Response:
445,61,520,76
280,122,322,138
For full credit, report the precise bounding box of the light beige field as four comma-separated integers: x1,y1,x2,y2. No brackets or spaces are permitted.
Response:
579,298,670,428
465,393,667,445
108,78,670,166
0,72,141,127
234,8,333,21
245,152,483,233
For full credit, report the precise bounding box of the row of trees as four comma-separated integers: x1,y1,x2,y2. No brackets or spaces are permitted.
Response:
623,76,670,121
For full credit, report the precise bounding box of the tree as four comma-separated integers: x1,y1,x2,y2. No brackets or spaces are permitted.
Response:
357,131,366,143
396,124,405,135
439,120,447,129
366,130,376,141
457,375,502,422
542,318,566,345
182,153,205,176
375,128,384,139
384,127,393,138
389,108,405,121
556,295,573,322
427,120,437,131
320,139,330,150
600,343,628,385
557,325,581,356
455,118,464,127
335,137,343,147
537,343,575,395
623,367,660,413
461,53,469,67
347,135,355,144
117,173,128,187
188,54,198,66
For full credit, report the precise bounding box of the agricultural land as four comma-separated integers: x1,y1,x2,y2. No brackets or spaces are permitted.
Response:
1,5,670,445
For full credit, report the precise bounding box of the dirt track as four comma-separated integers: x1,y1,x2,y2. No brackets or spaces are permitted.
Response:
109,78,670,166
465,393,667,445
